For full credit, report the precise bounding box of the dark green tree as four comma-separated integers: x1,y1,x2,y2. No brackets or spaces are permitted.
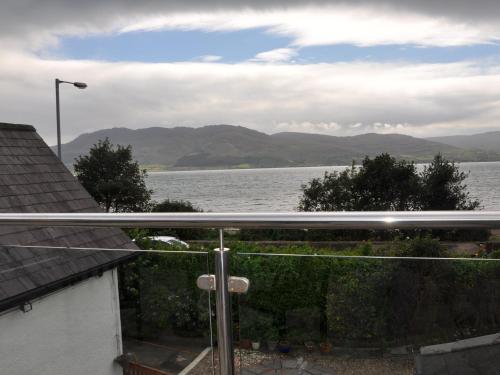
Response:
354,154,421,211
74,138,152,212
299,153,479,212
298,153,485,240
420,155,484,240
420,154,480,210
150,199,211,240
152,199,201,213
299,154,421,211
298,164,358,212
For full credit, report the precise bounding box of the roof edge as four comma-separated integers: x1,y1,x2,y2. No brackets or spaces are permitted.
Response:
0,123,36,132
0,252,138,314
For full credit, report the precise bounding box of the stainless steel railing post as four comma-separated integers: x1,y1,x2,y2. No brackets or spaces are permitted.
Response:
214,229,234,375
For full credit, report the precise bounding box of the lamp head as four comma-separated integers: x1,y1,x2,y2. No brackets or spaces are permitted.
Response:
73,82,87,89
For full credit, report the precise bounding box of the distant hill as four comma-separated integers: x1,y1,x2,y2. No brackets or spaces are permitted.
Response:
57,125,500,170
428,131,500,152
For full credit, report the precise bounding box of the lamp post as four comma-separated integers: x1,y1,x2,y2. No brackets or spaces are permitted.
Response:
55,78,87,161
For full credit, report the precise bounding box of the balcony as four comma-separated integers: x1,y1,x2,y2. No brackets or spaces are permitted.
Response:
0,212,499,375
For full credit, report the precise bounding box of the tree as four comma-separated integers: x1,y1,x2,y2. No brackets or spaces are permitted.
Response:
299,153,480,212
354,154,421,211
420,155,484,240
420,154,480,210
298,164,358,212
152,199,201,213
150,199,211,240
299,154,421,211
299,153,485,240
74,138,152,212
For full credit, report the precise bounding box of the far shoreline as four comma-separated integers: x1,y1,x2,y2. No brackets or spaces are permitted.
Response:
144,160,500,174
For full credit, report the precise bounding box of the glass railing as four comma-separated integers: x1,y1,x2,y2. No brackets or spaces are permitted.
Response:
118,247,215,375
0,242,216,375
0,212,499,375
234,246,500,375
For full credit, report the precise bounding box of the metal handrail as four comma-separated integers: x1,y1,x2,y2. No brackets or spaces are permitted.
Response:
0,211,499,228
2,210,499,375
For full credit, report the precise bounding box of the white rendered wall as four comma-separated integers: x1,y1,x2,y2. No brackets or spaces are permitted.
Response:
0,269,123,375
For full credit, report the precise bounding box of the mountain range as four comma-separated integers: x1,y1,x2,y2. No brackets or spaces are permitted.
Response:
57,125,500,170
427,131,500,152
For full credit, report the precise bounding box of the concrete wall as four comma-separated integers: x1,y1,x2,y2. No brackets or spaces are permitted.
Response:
416,343,500,375
0,269,123,375
416,333,500,375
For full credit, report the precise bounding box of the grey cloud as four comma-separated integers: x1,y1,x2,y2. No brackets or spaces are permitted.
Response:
2,0,500,45
358,1,500,21
1,52,499,144
1,1,500,143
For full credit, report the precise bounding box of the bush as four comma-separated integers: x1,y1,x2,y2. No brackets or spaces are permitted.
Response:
120,239,500,347
119,242,211,339
149,199,215,240
239,229,306,241
239,307,274,342
299,154,487,241
232,239,500,346
326,259,392,344
489,250,500,259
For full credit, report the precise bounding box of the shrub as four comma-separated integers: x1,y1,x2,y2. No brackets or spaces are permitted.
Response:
120,239,500,347
149,199,215,240
119,243,211,339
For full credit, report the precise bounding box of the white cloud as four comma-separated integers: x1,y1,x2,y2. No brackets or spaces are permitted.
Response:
119,7,500,48
1,1,500,144
252,48,297,63
197,55,223,62
275,122,341,134
2,3,500,52
2,50,500,144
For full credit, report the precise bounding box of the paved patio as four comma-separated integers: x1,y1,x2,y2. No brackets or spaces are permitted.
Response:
242,358,333,374
123,337,207,374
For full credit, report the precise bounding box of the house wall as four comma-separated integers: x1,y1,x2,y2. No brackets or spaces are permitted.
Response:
0,269,123,375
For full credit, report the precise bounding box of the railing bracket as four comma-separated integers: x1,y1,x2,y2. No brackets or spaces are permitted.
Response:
197,274,216,291
228,276,250,293
197,274,250,294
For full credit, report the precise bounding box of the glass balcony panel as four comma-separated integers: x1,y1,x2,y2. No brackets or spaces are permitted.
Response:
0,242,216,375
234,246,500,375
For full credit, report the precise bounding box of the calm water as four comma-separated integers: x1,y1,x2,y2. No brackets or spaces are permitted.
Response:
146,162,500,212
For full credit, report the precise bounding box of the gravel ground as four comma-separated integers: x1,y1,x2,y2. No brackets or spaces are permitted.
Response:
187,349,414,375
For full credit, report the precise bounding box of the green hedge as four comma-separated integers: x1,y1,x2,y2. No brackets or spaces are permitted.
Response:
119,246,211,340
119,238,500,347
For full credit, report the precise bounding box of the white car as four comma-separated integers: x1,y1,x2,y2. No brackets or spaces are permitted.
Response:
146,235,189,248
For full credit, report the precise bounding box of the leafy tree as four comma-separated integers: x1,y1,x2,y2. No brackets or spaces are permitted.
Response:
299,154,421,211
299,153,479,212
354,154,421,211
298,164,358,212
298,153,485,240
152,199,201,213
150,199,212,240
74,138,152,212
420,154,480,210
420,155,484,240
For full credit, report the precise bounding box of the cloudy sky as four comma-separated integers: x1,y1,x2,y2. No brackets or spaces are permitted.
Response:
2,1,500,144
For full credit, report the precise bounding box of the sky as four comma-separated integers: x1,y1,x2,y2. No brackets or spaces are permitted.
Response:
3,1,500,144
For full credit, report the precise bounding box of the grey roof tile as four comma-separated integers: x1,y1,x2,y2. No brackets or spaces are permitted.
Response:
0,286,7,300
1,278,26,297
0,123,137,310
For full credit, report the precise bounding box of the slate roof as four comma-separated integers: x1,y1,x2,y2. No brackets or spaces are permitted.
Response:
0,123,138,312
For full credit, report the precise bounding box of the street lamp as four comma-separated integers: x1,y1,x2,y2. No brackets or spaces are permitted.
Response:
55,78,87,161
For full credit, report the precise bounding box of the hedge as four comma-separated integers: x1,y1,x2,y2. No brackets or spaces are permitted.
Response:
119,238,500,348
